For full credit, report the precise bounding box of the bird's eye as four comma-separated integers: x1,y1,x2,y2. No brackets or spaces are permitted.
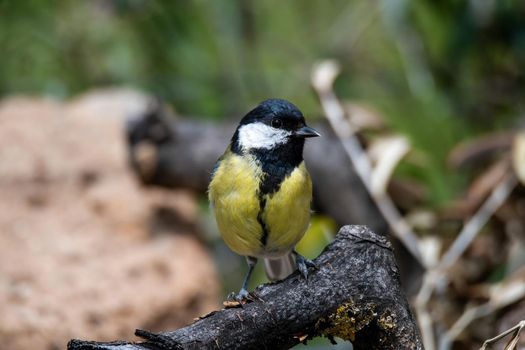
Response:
271,118,282,128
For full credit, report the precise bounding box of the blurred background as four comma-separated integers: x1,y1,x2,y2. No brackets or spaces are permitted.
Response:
1,1,525,349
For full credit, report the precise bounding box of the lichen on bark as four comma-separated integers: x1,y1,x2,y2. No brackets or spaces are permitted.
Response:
316,300,378,341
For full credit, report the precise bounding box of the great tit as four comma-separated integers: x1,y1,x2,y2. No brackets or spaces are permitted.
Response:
208,99,320,301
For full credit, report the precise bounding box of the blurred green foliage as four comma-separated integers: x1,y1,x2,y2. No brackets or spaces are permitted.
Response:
1,0,524,205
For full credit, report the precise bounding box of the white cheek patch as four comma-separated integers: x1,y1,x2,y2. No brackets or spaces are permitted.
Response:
238,122,292,150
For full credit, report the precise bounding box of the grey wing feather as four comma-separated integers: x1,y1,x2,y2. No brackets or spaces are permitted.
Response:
208,157,223,209
210,159,221,178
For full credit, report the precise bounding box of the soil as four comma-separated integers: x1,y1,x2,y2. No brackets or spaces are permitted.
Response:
0,89,219,350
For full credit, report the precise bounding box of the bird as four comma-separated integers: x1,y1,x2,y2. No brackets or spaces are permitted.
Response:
208,98,320,301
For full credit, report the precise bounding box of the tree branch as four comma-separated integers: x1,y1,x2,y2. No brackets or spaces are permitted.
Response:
68,226,423,350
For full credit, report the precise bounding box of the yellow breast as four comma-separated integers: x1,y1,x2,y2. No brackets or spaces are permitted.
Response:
262,162,312,256
208,153,264,256
208,152,312,258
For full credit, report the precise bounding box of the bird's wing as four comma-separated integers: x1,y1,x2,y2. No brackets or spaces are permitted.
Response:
208,156,224,208
211,159,221,178
211,146,230,179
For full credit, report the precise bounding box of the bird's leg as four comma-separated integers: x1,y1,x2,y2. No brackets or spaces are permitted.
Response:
293,250,317,280
233,256,258,302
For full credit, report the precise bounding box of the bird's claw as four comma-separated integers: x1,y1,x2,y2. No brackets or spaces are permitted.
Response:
226,288,254,304
295,254,317,280
235,288,250,302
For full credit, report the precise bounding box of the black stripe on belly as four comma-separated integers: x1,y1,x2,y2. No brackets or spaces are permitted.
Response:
257,196,269,246
253,141,304,196
250,139,305,247
254,161,301,248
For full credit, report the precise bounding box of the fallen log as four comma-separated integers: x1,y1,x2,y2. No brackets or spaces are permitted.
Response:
68,225,423,350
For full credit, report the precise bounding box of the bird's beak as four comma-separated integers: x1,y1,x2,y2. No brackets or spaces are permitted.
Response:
295,125,321,138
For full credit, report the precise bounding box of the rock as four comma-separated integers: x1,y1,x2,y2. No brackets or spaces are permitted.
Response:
0,89,219,350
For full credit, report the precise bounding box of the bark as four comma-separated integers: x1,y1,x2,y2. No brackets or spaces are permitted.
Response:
68,225,423,350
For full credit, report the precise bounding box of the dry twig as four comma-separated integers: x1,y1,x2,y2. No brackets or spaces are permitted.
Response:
311,60,423,264
419,171,518,350
311,59,521,350
480,320,525,350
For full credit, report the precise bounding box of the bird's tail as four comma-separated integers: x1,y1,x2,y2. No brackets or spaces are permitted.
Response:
263,252,296,282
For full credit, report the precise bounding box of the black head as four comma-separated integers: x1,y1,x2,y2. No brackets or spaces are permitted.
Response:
231,99,319,194
239,99,318,136
232,99,319,155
